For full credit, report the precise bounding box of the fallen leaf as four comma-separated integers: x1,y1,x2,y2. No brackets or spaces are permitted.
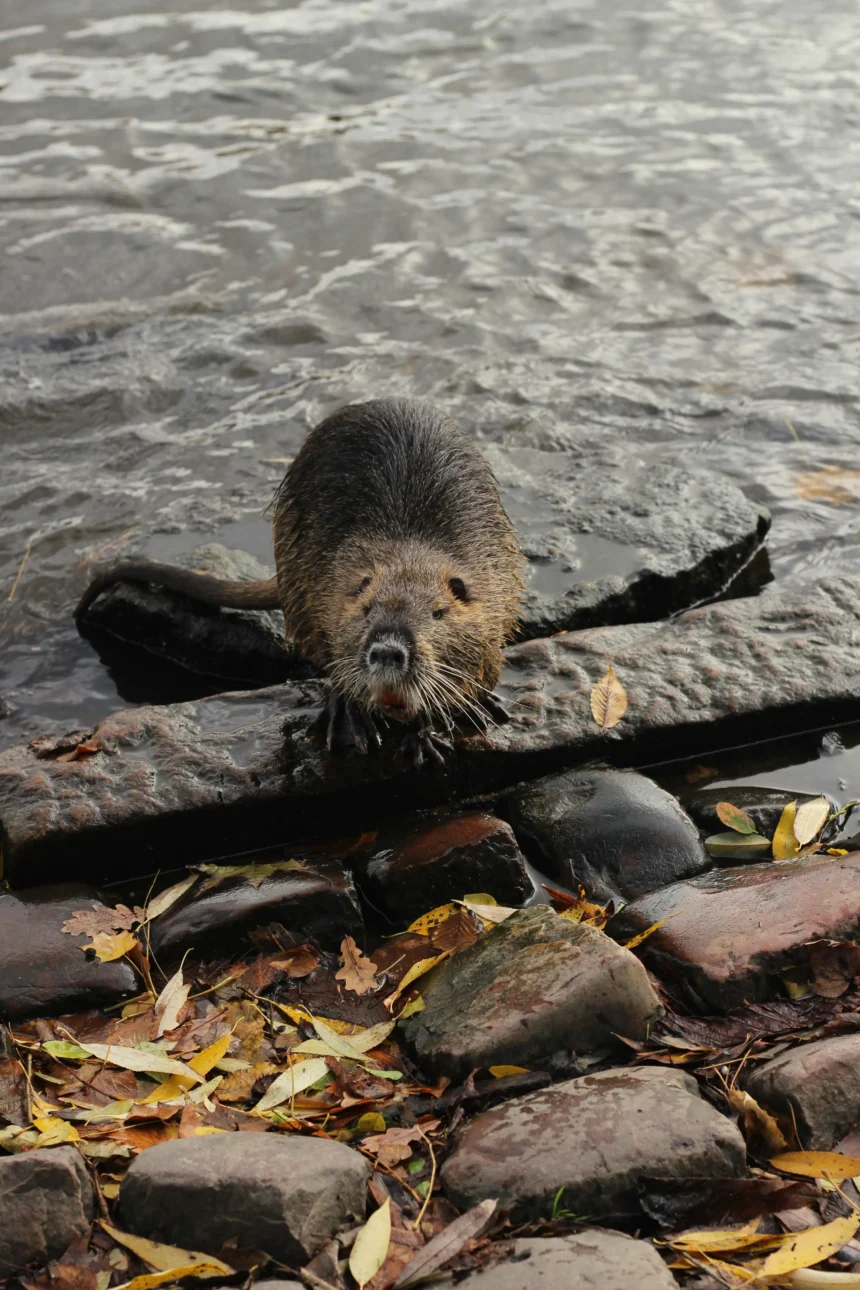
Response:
216,1062,278,1104
62,903,142,939
195,859,307,891
253,1058,330,1112
727,1088,789,1153
458,900,517,925
362,1123,439,1170
794,797,832,847
110,1266,229,1290
808,940,860,998
670,1217,765,1253
590,663,627,729
393,1198,498,1288
349,1198,391,1290
772,1151,860,1181
100,1223,233,1276
408,904,460,936
78,1042,202,1083
796,466,860,506
188,1034,231,1077
33,1116,80,1146
638,1175,819,1229
773,802,801,861
762,1213,860,1276
42,1041,90,1062
268,946,319,979
716,802,757,835
336,935,379,995
143,876,198,923
356,1112,387,1134
399,995,425,1019
385,955,448,1011
624,919,669,951
154,968,190,1037
705,832,772,860
84,930,139,963
489,1065,529,1077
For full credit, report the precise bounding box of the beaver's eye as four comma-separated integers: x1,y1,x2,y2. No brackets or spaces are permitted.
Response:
449,577,469,602
363,604,372,618
356,575,372,595
433,607,446,620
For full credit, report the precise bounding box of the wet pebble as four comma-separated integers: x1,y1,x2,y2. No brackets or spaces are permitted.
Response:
505,766,710,903
149,855,363,958
0,884,138,1021
441,1066,746,1220
118,1133,369,1264
400,907,662,1079
433,1231,676,1289
0,1147,95,1276
608,852,860,1010
745,1034,860,1150
354,811,532,926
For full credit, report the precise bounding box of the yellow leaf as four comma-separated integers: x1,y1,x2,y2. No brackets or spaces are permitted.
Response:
137,1076,188,1106
399,994,425,1019
349,1198,391,1290
80,1042,202,1083
143,875,198,923
590,664,627,729
671,1217,764,1253
356,1112,387,1134
102,1182,120,1200
408,903,460,936
794,796,831,847
154,968,190,1037
385,954,449,1010
762,1213,860,1276
189,1034,231,1077
462,893,497,906
33,1116,79,1146
771,1151,860,1180
99,1223,234,1275
85,931,140,962
727,1088,789,1153
112,1265,231,1290
253,1058,330,1113
624,919,668,950
192,1127,227,1136
773,801,800,860
488,1065,529,1078
458,900,516,926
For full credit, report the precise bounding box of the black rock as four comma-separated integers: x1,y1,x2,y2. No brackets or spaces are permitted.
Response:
0,1147,95,1275
486,442,770,639
505,766,709,903
0,884,138,1021
354,811,532,926
149,853,363,958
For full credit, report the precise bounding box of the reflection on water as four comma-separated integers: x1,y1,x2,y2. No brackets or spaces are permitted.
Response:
2,0,860,755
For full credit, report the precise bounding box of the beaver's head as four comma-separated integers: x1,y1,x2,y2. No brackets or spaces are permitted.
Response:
325,539,503,727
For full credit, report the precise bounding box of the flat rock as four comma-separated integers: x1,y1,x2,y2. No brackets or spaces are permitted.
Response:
5,578,860,885
505,766,709,903
401,907,663,1079
745,1034,860,1150
118,1132,369,1264
0,1146,96,1275
608,852,860,1010
354,812,532,927
149,854,363,958
682,785,839,852
433,1231,676,1290
80,543,295,686
441,1066,746,1220
486,442,770,639
0,884,138,1021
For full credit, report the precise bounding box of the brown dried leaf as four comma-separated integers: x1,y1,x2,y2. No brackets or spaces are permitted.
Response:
62,903,143,938
808,939,860,998
336,936,380,995
392,1199,498,1288
727,1088,789,1153
590,663,627,729
216,1062,278,1103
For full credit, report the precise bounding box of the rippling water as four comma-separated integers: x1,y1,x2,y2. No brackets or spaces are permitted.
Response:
2,0,860,760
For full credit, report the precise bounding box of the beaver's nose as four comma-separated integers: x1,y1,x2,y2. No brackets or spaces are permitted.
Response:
367,636,410,671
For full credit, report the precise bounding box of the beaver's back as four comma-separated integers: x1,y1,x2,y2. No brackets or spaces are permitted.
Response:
273,398,522,663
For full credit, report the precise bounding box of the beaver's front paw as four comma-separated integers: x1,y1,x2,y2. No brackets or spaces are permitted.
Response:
311,690,382,755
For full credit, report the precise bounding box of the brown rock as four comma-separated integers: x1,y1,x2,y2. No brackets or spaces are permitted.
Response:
745,1034,860,1150
608,853,860,1010
0,884,138,1021
400,906,663,1079
441,1066,746,1220
0,1146,95,1275
3,578,860,885
354,812,531,926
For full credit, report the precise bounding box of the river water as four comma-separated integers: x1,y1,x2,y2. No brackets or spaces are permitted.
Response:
2,0,860,793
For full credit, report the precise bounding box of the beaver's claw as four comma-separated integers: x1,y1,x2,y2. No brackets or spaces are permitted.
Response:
401,727,454,769
482,690,511,724
311,691,382,755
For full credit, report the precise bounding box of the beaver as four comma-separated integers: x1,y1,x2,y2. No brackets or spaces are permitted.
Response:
76,398,524,765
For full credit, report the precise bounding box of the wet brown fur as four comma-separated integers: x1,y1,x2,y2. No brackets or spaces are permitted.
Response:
77,398,524,728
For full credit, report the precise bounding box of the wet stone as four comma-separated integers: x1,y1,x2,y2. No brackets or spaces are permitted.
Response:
505,766,709,904
436,1232,676,1290
682,784,839,854
5,578,860,884
148,854,363,959
0,1146,96,1276
79,543,296,686
745,1034,860,1150
441,1066,746,1221
0,884,138,1021
487,441,770,639
400,906,663,1080
118,1133,370,1264
609,852,860,1011
353,811,532,927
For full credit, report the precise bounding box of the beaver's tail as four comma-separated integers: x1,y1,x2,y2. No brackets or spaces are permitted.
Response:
75,560,280,618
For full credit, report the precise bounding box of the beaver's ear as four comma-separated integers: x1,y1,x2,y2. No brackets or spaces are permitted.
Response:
449,577,470,602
